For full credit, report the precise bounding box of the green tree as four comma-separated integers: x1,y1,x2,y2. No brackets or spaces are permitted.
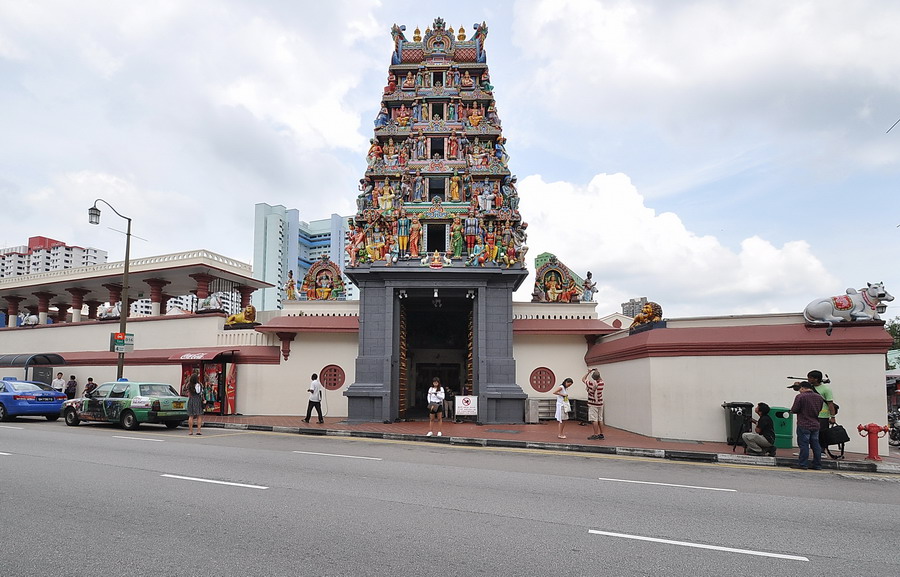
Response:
885,316,900,369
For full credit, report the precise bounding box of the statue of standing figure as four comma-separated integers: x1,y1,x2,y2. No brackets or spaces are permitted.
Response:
582,272,597,302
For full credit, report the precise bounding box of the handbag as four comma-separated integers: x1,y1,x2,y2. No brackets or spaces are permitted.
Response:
427,402,441,414
562,399,571,413
820,423,850,446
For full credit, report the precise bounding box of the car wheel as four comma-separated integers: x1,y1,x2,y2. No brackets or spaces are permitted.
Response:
64,408,80,426
121,411,139,430
164,421,180,429
45,414,60,422
0,403,8,422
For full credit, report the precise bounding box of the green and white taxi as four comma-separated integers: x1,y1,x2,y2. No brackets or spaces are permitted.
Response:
62,381,188,430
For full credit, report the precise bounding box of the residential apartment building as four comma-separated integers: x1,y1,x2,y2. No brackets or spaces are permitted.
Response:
252,204,354,310
0,236,107,278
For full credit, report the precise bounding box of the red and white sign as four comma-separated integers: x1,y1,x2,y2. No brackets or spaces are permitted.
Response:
455,395,477,416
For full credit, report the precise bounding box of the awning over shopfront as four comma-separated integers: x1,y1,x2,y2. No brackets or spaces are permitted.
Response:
59,347,280,366
167,349,237,362
0,353,66,368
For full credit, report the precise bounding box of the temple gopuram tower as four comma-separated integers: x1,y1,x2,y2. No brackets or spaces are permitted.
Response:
343,18,528,423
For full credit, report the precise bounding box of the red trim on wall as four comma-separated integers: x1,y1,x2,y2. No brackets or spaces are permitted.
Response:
586,322,892,364
513,318,617,335
57,346,280,366
255,316,359,333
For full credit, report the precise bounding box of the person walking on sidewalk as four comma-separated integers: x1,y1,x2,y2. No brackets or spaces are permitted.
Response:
187,374,204,435
426,377,445,437
790,381,824,470
582,368,605,440
552,378,573,439
303,373,324,424
742,402,776,456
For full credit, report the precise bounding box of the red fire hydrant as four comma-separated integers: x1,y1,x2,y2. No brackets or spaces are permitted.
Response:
857,423,890,461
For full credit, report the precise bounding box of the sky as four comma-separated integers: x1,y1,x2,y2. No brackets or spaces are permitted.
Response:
2,0,899,319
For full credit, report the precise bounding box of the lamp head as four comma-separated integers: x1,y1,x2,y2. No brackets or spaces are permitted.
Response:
88,206,101,225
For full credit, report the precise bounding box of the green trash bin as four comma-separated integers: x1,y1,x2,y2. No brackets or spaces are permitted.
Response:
770,406,793,449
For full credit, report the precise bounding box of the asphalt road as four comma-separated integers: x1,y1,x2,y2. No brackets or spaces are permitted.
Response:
2,418,898,577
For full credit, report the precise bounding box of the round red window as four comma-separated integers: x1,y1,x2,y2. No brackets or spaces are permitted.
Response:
320,364,345,390
529,367,556,393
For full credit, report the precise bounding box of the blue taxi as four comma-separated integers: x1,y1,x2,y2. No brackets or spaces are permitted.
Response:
0,378,66,421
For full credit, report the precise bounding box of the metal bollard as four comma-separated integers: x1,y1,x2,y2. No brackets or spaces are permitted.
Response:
857,423,890,461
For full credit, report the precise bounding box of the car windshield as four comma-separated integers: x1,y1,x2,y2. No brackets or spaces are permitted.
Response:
10,382,43,392
139,384,180,397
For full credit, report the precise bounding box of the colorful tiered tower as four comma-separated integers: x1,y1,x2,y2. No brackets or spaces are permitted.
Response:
347,17,526,268
344,18,529,424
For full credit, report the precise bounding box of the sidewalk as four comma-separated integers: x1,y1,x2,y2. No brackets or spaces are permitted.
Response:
202,414,900,474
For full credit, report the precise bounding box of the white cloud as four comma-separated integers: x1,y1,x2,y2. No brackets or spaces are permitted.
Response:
517,172,837,316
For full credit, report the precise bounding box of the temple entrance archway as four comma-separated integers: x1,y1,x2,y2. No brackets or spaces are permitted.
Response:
398,297,471,419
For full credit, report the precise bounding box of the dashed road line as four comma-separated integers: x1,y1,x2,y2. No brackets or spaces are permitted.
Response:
292,450,382,461
597,477,736,492
161,474,268,489
588,530,808,561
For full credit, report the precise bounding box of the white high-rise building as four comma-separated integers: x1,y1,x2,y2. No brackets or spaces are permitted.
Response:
252,204,355,310
0,236,107,278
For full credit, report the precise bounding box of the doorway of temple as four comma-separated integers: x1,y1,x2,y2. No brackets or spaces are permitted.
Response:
399,296,472,419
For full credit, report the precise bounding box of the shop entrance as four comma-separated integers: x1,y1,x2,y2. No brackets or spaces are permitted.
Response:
399,295,472,419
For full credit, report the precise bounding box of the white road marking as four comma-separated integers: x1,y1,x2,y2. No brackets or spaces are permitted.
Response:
161,474,268,490
0,425,24,430
588,530,809,561
0,452,11,455
292,450,382,461
597,477,736,492
113,435,164,442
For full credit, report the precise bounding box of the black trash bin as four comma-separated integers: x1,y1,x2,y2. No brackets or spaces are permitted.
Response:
722,402,754,446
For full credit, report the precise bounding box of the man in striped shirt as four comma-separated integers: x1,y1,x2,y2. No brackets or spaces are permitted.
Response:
583,368,605,441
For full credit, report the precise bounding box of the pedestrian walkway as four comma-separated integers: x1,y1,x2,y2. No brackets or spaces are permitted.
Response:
202,414,900,474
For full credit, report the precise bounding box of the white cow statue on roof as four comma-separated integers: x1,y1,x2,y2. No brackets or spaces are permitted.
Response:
803,282,894,334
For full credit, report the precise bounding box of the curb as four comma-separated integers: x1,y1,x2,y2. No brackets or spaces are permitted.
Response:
200,422,893,474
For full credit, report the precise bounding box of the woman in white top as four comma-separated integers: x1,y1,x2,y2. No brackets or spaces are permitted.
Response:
552,378,573,439
426,377,445,437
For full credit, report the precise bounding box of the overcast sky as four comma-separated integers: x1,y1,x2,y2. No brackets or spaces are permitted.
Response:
2,0,899,318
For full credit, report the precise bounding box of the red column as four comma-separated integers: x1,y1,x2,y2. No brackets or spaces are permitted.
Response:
32,291,56,324
3,296,25,327
54,303,70,323
237,285,256,309
144,279,171,316
190,274,214,299
102,283,122,305
66,288,90,322
85,300,102,320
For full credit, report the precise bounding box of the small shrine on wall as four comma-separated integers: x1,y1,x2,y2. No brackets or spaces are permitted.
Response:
343,18,529,424
531,253,587,303
298,258,346,301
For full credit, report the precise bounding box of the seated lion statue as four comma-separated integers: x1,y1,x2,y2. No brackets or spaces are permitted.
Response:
226,305,257,325
630,302,663,328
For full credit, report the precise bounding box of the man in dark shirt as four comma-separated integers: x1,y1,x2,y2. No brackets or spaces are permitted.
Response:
790,381,824,470
742,402,776,456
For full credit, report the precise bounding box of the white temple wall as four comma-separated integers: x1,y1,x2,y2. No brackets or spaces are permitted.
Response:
592,321,891,456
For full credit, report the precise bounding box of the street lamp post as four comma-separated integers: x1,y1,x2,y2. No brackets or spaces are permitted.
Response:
88,199,132,380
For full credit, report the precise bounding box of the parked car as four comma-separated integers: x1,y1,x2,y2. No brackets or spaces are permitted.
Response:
0,378,66,421
62,381,188,430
